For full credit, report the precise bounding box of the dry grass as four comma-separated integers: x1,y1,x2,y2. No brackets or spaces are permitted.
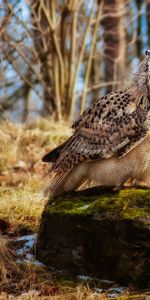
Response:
0,183,45,232
0,118,71,232
0,118,71,175
0,236,108,299
0,235,58,298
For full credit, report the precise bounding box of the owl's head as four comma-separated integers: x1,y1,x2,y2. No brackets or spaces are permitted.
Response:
132,50,150,96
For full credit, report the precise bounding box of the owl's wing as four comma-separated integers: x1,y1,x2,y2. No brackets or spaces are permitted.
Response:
52,91,147,173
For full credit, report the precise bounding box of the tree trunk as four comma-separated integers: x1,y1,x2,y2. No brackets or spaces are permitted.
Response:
102,0,126,94
135,0,142,59
90,42,101,100
146,0,150,54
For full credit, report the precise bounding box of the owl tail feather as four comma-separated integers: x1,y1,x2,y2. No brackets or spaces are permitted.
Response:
43,168,69,198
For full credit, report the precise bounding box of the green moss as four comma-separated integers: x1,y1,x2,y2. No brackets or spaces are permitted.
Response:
57,275,77,287
45,188,150,221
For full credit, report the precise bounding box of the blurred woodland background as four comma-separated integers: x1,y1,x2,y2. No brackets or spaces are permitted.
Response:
1,0,150,123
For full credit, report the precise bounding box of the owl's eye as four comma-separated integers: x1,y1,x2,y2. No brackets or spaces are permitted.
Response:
145,50,150,56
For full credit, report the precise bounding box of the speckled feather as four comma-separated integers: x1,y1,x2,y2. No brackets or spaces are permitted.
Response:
52,90,148,172
43,52,150,195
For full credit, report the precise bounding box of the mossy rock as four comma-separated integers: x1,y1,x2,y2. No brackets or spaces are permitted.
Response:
36,187,150,288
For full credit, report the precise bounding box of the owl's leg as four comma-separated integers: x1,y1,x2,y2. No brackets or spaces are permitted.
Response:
132,172,150,189
112,175,134,191
132,180,150,189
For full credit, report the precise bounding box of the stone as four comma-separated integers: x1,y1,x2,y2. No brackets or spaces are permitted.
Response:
36,187,150,288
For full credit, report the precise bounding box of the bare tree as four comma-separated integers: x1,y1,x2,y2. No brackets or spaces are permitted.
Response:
1,0,144,122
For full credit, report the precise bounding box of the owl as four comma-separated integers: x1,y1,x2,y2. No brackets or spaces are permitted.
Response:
43,51,150,196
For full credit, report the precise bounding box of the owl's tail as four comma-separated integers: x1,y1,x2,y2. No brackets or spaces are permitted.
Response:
42,140,71,197
42,135,85,197
43,168,69,198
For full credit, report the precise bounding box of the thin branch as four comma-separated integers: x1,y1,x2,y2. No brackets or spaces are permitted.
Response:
69,1,95,120
67,0,78,115
86,80,129,93
3,49,42,101
53,56,62,120
41,0,54,30
4,34,48,92
80,1,103,114
41,0,65,95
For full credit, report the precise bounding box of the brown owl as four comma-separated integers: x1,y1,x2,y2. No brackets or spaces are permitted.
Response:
43,51,150,196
